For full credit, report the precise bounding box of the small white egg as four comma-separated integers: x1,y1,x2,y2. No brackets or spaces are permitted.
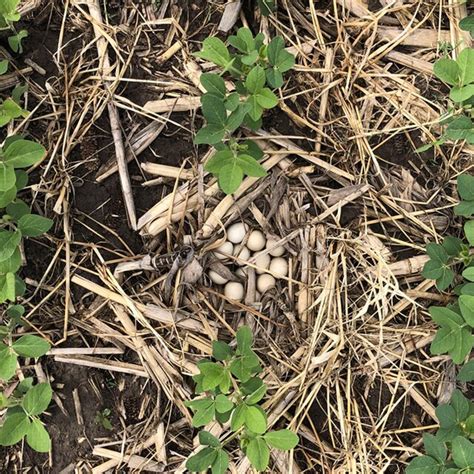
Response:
236,267,248,278
227,222,248,244
254,253,270,274
257,274,275,293
234,245,250,261
266,237,285,257
224,282,245,301
215,241,233,260
247,230,266,251
269,257,288,279
209,270,228,285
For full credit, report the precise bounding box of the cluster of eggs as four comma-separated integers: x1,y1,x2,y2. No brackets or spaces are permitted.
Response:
208,223,289,302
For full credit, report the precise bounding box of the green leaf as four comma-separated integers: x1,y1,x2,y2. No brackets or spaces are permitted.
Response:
26,419,51,452
429,306,464,328
0,163,16,192
194,37,231,69
445,116,474,142
458,174,474,201
199,430,220,447
241,50,259,66
437,267,455,291
275,49,295,73
194,125,226,145
200,362,225,391
426,243,448,263
219,371,232,394
443,236,463,256
236,326,253,353
6,199,30,220
236,154,266,177
466,415,474,434
246,437,270,471
22,383,52,416
450,328,473,364
433,58,460,85
205,150,233,174
450,85,474,102
422,260,443,280
458,360,474,382
0,247,21,274
225,92,240,111
226,103,250,132
240,377,264,395
255,88,279,109
0,60,8,75
431,327,456,355
211,448,229,474
230,403,247,431
463,268,474,282
0,411,30,446
264,429,299,450
459,295,474,326
405,455,441,474
212,340,232,361
7,303,24,319
218,162,243,194
460,15,474,36
243,113,262,131
457,48,474,86
15,170,28,190
0,184,17,208
201,73,226,99
268,37,285,66
455,200,474,217
12,335,51,358
0,343,17,380
245,384,267,405
451,389,470,420
452,436,474,468
465,221,474,246
8,30,28,53
4,139,46,168
436,404,456,428
245,405,267,434
201,94,227,127
186,447,218,473
246,66,266,94
192,402,216,427
215,394,233,414
18,214,53,237
266,68,284,88
0,272,16,303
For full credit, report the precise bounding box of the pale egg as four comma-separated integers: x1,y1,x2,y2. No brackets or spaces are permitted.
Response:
224,282,245,301
234,245,250,261
227,222,248,244
257,274,275,293
269,257,288,279
254,253,270,274
247,230,266,251
209,270,228,285
266,237,285,257
215,241,233,260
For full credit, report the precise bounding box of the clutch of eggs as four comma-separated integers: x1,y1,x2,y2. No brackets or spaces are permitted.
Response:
208,223,288,302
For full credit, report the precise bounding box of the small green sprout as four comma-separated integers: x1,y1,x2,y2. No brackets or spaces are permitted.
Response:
95,408,113,430
185,326,299,473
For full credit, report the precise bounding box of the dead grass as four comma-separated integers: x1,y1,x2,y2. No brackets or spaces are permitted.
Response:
4,0,474,472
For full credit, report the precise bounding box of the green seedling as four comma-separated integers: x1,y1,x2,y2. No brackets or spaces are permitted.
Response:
95,408,113,430
0,379,52,452
0,137,53,305
185,326,299,473
422,175,474,364
193,28,295,194
407,390,474,473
